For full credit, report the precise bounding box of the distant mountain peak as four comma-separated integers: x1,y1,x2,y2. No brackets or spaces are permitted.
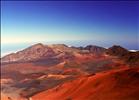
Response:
48,44,68,48
84,45,106,54
107,45,139,66
111,45,127,50
107,45,128,56
29,43,45,48
1,43,55,63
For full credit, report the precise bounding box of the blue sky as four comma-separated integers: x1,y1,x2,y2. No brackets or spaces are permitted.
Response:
1,1,139,51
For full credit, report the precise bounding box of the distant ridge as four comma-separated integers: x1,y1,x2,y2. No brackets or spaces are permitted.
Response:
1,43,106,63
1,43,139,65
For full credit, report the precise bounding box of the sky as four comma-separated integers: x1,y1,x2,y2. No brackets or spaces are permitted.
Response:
1,1,139,56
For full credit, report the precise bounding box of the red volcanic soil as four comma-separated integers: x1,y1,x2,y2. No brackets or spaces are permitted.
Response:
1,63,47,73
32,67,139,100
1,93,9,100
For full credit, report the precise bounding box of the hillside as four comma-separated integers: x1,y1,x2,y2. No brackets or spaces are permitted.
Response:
32,67,139,100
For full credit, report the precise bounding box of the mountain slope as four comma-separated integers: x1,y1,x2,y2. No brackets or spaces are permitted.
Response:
32,67,139,100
